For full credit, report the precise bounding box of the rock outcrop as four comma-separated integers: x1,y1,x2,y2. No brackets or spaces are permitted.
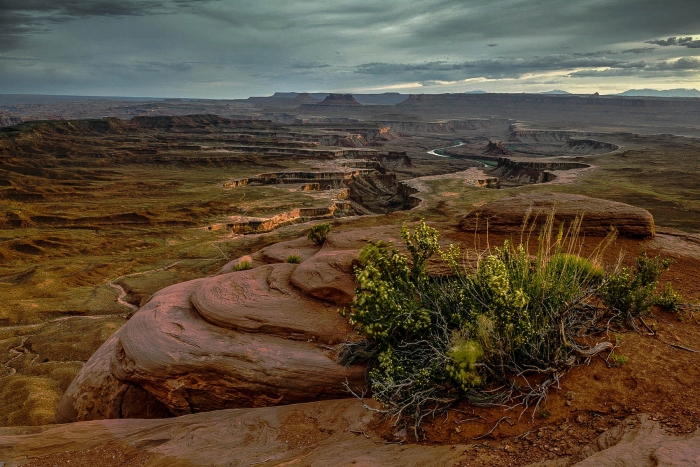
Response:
485,140,511,156
4,399,468,466
55,226,402,423
314,93,362,107
573,414,700,466
488,158,589,185
6,409,700,466
459,193,655,238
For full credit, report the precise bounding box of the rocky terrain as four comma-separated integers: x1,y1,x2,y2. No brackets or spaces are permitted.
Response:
1,94,700,465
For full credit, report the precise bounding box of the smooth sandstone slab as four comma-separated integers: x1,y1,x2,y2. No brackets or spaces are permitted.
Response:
289,226,404,305
258,235,321,263
574,414,700,467
17,409,700,467
5,400,468,467
57,277,366,422
53,331,171,423
112,295,366,415
459,192,655,238
290,249,359,305
56,226,416,424
191,264,354,344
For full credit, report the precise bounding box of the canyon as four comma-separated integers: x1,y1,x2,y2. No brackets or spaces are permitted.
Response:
1,93,700,466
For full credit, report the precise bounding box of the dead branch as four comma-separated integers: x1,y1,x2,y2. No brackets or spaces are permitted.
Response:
473,416,511,440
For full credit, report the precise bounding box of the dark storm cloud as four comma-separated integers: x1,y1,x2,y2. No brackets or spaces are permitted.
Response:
0,1,159,52
620,47,657,55
570,48,656,58
645,36,700,48
287,61,332,70
0,0,163,18
1,0,700,96
405,0,700,48
0,0,220,50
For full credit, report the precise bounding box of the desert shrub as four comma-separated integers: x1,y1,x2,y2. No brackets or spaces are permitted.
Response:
655,283,682,312
308,223,331,246
233,260,252,271
348,221,438,340
342,217,677,435
610,354,628,367
600,252,672,320
285,254,302,264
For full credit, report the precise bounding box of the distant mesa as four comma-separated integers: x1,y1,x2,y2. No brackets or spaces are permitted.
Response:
271,92,299,99
464,90,488,94
540,90,572,95
290,92,321,105
315,93,362,106
617,88,700,98
589,92,601,99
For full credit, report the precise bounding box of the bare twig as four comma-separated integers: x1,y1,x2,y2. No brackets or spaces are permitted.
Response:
638,316,656,335
658,338,700,353
473,416,511,440
454,417,482,425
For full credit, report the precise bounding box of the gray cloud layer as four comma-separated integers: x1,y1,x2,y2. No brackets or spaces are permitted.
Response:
0,0,699,97
646,36,700,48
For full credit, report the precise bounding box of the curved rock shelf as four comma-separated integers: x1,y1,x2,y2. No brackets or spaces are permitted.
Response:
459,192,655,238
55,226,402,423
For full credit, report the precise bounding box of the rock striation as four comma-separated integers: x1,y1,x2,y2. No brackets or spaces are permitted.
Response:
4,399,468,466
459,193,655,238
6,408,700,466
55,226,402,423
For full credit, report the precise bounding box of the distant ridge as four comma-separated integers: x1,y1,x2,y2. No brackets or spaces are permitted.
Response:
300,93,363,108
268,92,407,105
540,90,572,95
616,88,700,98
464,90,488,94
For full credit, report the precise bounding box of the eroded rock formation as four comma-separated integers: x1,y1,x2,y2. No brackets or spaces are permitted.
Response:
459,193,655,238
488,157,590,185
55,226,402,423
5,411,699,466
4,399,468,466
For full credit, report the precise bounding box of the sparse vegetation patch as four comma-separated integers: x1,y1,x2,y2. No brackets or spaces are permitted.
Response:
233,260,252,271
308,223,331,246
341,218,680,436
286,254,302,264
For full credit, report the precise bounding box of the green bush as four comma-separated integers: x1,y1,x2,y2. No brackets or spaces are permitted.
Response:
285,254,302,264
600,252,672,319
233,260,252,271
342,218,678,434
308,223,331,246
656,283,682,312
610,354,628,367
446,337,484,389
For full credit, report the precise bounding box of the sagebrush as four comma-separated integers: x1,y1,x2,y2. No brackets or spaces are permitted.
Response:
342,218,679,436
308,223,331,246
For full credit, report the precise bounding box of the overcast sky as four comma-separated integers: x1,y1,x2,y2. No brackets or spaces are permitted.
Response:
1,0,699,98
